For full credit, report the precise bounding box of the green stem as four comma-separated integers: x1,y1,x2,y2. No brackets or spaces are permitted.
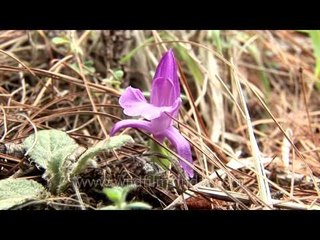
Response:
149,140,171,171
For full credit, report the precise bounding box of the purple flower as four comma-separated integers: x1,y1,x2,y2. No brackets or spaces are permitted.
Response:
110,49,194,178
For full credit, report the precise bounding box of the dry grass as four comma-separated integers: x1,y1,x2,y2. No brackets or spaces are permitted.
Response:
1,30,320,210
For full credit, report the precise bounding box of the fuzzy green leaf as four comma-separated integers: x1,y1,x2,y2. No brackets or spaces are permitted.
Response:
126,202,152,210
114,70,124,81
23,130,79,194
23,129,79,169
52,37,70,45
308,31,320,77
103,187,123,204
99,205,118,210
70,135,134,176
0,178,47,210
103,185,137,205
119,37,155,64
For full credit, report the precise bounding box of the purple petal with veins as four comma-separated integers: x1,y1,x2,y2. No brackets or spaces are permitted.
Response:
119,86,181,122
151,77,177,106
110,119,152,136
158,126,194,178
150,97,181,134
152,49,180,102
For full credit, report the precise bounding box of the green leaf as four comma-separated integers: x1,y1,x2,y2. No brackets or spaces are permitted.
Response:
114,69,124,81
309,31,320,59
247,43,271,94
70,135,134,176
175,45,204,85
126,202,152,210
160,31,204,85
52,37,70,45
308,31,320,77
101,185,150,210
23,129,79,169
0,178,48,210
150,140,172,171
119,36,155,64
301,30,320,91
103,187,123,204
103,185,137,206
23,130,79,194
84,60,96,74
210,30,223,54
99,205,119,210
70,63,95,75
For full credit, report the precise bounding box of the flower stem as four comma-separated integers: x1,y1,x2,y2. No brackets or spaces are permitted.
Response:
149,140,172,171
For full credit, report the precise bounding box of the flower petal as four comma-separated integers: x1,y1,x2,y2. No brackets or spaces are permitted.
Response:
110,119,153,136
159,126,194,178
151,49,180,105
119,86,162,120
119,85,182,124
151,77,178,107
150,98,181,134
119,86,149,117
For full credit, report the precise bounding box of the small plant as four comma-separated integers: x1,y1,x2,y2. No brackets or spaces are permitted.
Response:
23,129,134,195
110,49,194,178
100,185,152,210
52,34,83,56
0,130,133,209
0,178,48,210
102,69,124,90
